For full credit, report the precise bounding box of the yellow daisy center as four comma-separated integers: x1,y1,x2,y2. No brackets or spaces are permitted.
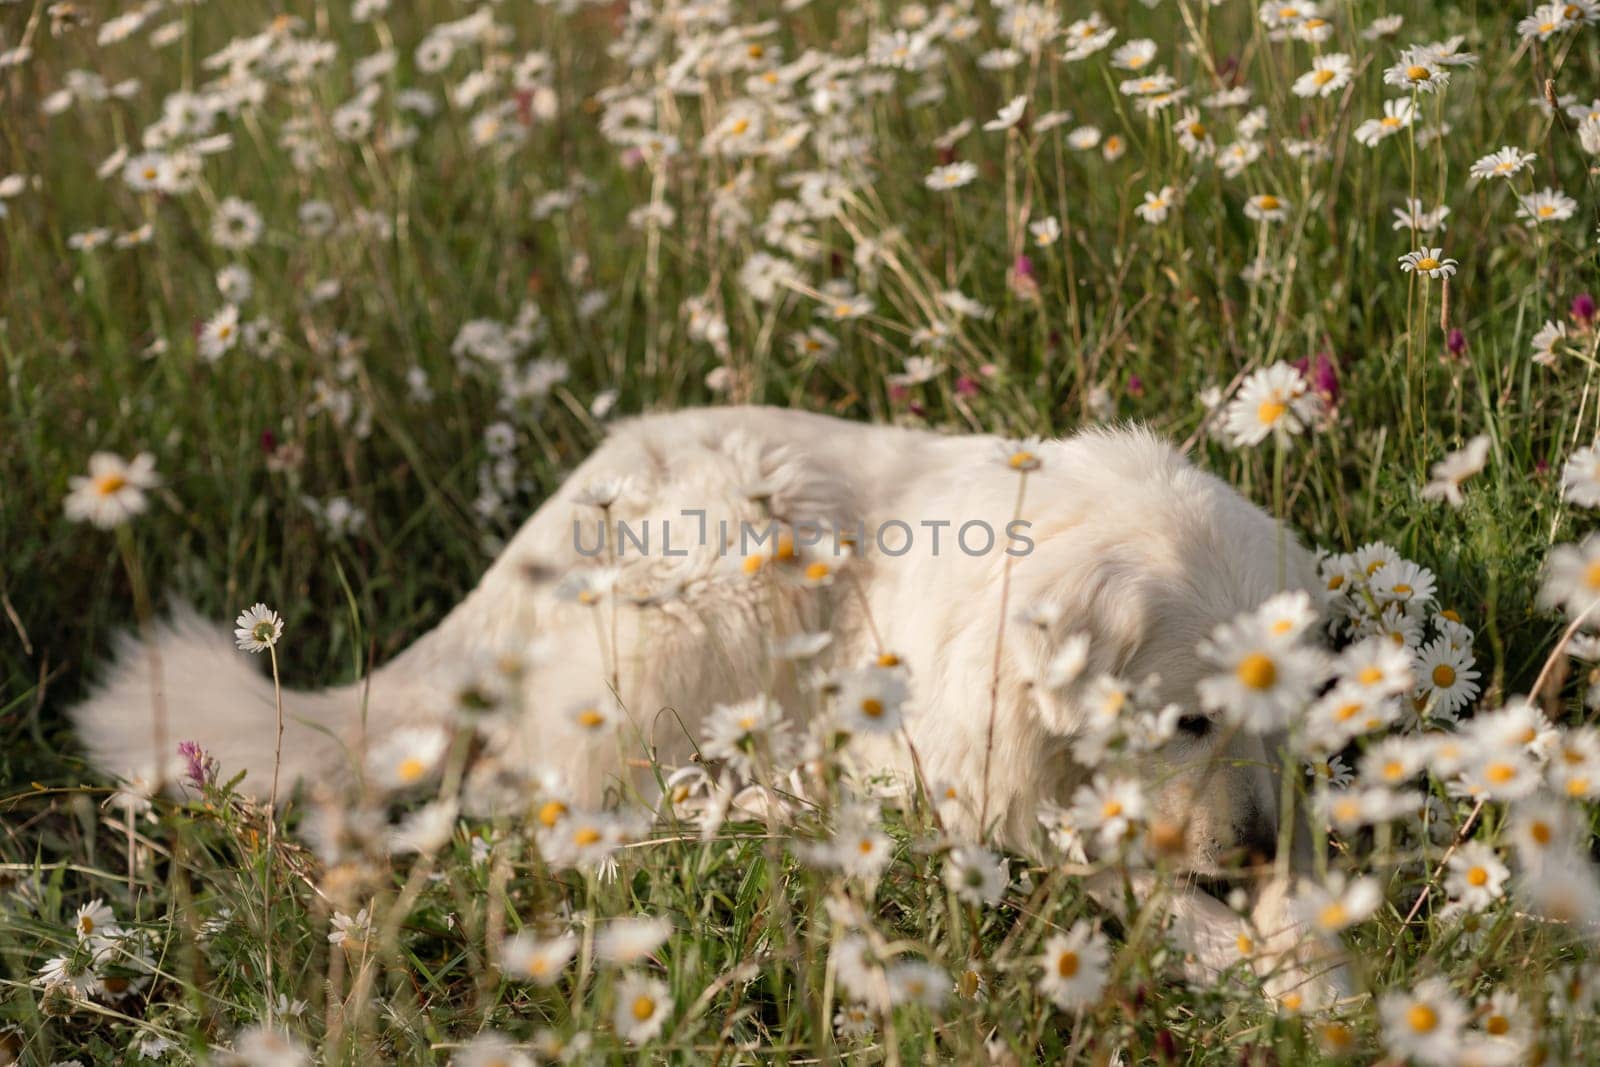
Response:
1318,902,1348,929
631,994,656,1021
860,697,885,719
1258,195,1281,210
1056,950,1079,977
1466,866,1489,887
1486,762,1517,784
397,757,426,783
1432,664,1456,688
573,827,603,846
1416,257,1441,271
1236,652,1278,690
94,473,128,496
1313,69,1335,85
1405,65,1431,82
538,800,568,828
1407,1003,1439,1033
577,708,605,729
1257,400,1287,426
1486,1015,1509,1036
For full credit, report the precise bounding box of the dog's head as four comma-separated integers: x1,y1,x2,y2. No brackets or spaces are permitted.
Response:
1004,428,1322,875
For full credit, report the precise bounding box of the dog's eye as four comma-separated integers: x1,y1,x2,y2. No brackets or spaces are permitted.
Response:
1176,715,1212,738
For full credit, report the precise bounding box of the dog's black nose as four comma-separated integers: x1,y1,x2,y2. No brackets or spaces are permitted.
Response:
1234,820,1278,869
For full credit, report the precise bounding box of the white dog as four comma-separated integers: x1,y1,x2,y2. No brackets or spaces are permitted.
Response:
73,405,1338,997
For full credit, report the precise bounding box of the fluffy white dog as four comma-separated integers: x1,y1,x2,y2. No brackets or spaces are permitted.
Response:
73,405,1339,997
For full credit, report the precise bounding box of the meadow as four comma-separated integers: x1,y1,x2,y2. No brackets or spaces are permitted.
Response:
3,0,1600,1062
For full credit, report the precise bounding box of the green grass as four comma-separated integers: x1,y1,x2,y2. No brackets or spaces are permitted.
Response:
3,0,1600,1062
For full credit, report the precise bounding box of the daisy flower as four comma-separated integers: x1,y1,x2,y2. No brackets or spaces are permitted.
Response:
1110,39,1158,70
819,292,873,321
597,916,671,965
454,1033,533,1067
1222,362,1323,447
1383,51,1451,93
888,961,949,1010
833,666,909,735
1550,726,1600,799
1037,921,1110,1010
1379,977,1468,1066
1519,855,1600,927
1293,872,1383,933
1517,187,1577,225
925,162,978,191
560,697,623,742
388,799,459,854
1198,613,1323,732
1413,637,1480,715
1244,193,1290,222
1067,125,1101,150
1538,533,1600,617
1519,3,1575,39
1399,247,1458,278
613,973,671,1044
1420,435,1490,506
1361,736,1429,787
217,264,253,304
1134,185,1177,224
1458,747,1541,802
211,196,263,249
1468,146,1536,181
982,95,1027,132
1042,632,1091,690
1444,842,1509,910
233,604,283,653
1561,444,1600,506
1292,53,1353,98
1173,108,1214,156
75,899,118,941
1392,198,1451,233
365,726,450,791
1532,320,1568,365
1338,637,1416,696
1354,98,1417,146
702,695,788,776
1070,775,1147,850
198,304,241,362
64,452,160,529
823,807,895,880
944,845,1007,906
539,809,628,871
1029,216,1061,246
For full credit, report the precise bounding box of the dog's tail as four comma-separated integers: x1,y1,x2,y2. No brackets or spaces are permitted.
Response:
71,605,389,799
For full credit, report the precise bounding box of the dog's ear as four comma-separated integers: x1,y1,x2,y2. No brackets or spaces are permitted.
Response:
1006,530,1159,736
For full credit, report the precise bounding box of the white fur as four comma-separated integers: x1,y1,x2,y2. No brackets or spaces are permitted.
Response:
72,405,1343,997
